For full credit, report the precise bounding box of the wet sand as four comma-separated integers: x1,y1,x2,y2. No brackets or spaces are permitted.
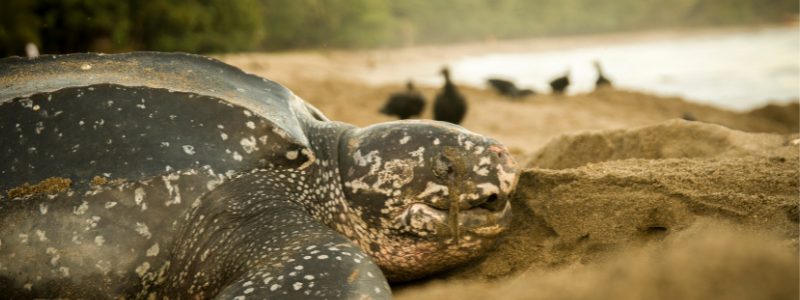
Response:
219,32,799,299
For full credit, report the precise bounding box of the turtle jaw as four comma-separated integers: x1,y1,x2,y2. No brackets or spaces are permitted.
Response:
459,200,512,237
393,196,512,240
378,198,512,282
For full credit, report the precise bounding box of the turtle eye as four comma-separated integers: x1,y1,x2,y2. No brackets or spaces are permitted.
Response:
433,154,455,179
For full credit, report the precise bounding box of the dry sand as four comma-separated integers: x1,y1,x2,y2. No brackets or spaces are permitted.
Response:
219,32,800,299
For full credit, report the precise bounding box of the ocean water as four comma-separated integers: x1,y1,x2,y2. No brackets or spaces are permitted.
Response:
415,27,799,111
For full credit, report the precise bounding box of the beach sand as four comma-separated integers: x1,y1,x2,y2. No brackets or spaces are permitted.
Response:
219,31,799,299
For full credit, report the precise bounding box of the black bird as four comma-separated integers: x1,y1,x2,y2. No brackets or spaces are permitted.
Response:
594,60,612,89
434,67,467,124
549,70,570,94
487,78,536,98
380,81,426,120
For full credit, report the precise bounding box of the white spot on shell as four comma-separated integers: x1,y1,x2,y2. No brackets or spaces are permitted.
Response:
73,201,89,215
245,121,256,129
35,230,48,241
232,151,243,161
34,122,44,134
46,247,59,265
134,187,145,207
135,222,152,239
80,64,92,70
95,260,112,275
240,136,258,154
94,235,105,246
146,243,160,256
182,145,196,155
399,136,411,144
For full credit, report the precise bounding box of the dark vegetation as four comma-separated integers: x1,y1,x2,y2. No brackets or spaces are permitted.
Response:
1,0,797,56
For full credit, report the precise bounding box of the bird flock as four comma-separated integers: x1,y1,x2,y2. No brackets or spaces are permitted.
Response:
380,61,613,125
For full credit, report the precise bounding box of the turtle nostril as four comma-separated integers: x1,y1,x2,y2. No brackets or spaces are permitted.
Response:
488,145,507,159
477,193,505,211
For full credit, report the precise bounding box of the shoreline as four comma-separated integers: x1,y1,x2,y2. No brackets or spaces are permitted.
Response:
219,24,799,112
218,24,794,83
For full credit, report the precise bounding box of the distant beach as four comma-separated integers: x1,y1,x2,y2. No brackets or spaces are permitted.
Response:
221,25,799,111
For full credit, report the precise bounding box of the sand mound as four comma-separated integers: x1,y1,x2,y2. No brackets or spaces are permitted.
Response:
396,120,799,299
527,119,795,169
397,221,798,300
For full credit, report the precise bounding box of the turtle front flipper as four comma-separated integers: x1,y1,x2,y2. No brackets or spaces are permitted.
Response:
166,186,390,299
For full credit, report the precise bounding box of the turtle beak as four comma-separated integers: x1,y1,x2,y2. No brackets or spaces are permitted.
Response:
448,143,517,240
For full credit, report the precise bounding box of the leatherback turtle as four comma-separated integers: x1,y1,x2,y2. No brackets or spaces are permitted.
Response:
0,52,518,299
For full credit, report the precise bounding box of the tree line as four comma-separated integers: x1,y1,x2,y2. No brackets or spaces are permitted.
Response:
1,0,796,56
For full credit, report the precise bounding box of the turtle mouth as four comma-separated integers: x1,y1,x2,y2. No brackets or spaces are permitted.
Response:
396,195,512,239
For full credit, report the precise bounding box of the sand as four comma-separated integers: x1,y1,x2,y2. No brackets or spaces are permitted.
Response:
218,32,800,299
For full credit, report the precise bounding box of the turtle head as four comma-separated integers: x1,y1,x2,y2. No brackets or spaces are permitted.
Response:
337,120,518,281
